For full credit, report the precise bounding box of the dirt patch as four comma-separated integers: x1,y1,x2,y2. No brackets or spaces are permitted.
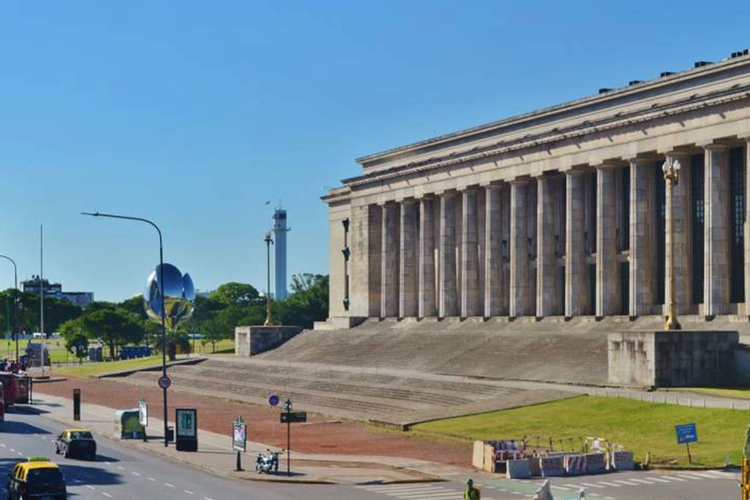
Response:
34,377,471,467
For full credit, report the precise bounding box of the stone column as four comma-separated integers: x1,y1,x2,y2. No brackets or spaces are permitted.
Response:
704,144,731,317
746,140,750,317
629,158,657,317
461,188,480,317
510,179,529,318
536,175,558,317
418,197,437,317
380,202,399,317
596,165,619,317
484,184,503,317
399,200,418,318
438,193,458,317
565,171,587,317
664,151,692,314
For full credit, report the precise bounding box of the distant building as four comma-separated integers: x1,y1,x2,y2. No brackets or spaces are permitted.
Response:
21,276,94,307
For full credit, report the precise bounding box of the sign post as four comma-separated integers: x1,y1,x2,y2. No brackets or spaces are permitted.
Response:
73,388,81,421
175,408,198,452
675,423,698,464
279,399,307,476
232,416,247,471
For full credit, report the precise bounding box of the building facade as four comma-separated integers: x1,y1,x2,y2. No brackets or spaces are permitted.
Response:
21,276,94,307
323,52,750,325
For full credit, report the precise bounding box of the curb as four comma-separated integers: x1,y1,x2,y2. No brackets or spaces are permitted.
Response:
233,474,335,485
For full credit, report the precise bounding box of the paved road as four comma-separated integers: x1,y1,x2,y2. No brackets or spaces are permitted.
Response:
0,406,742,500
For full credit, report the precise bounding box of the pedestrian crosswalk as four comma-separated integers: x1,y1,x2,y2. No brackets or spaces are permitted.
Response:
356,483,497,500
357,470,738,500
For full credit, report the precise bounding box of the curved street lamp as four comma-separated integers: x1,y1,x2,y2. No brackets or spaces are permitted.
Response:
81,211,170,447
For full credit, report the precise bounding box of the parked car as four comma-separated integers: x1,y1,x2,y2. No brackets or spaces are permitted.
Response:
54,429,97,460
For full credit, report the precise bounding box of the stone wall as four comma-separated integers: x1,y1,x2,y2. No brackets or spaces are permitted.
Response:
235,326,304,357
608,330,739,387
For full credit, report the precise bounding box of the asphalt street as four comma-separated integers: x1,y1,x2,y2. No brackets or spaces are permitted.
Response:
0,405,742,500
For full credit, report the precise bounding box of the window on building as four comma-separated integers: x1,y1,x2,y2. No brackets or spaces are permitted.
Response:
620,261,630,315
588,263,596,315
619,166,631,251
691,154,705,304
730,147,746,303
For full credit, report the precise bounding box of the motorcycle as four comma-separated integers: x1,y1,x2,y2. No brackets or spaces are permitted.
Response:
255,451,280,474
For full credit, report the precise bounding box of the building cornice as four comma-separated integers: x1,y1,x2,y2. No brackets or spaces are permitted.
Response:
355,54,750,168
341,81,750,189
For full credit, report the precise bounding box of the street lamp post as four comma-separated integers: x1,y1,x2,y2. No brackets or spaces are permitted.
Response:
0,255,19,362
263,232,274,326
81,212,170,447
663,158,682,331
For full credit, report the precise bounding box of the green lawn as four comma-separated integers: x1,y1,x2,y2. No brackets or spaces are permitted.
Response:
412,396,748,467
53,355,167,378
0,338,71,363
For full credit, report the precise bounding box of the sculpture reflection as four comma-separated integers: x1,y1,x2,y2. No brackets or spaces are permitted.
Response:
144,263,195,330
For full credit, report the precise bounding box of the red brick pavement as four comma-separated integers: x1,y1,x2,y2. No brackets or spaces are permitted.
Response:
35,377,471,467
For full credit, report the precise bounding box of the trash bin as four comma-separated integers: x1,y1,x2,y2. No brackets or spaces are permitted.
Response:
166,426,174,442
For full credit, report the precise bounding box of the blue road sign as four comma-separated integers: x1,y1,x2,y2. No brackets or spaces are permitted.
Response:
676,423,698,445
269,395,279,407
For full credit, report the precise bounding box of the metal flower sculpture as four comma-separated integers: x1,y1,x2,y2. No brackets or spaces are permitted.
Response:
144,263,195,330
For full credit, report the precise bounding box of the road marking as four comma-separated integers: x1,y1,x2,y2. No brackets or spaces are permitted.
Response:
595,481,622,487
661,475,685,481
86,485,96,490
102,493,112,498
131,471,141,476
675,474,702,480
645,477,672,483
9,448,15,452
689,472,722,479
580,482,605,488
185,490,194,495
165,483,175,488
612,479,639,486
629,478,655,484
204,497,215,500
117,466,125,470
148,477,156,481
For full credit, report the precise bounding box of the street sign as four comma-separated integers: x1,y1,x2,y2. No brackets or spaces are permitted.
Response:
280,411,307,424
158,375,171,390
675,423,698,445
232,416,247,452
269,395,279,407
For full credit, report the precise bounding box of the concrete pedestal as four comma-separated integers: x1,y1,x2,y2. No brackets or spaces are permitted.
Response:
608,330,739,387
235,326,304,357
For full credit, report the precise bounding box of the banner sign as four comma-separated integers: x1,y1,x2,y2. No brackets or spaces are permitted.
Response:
177,408,197,438
676,423,698,445
280,411,307,424
138,397,148,427
232,416,247,452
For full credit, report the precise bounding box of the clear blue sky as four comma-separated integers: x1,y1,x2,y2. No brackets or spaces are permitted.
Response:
1,0,748,302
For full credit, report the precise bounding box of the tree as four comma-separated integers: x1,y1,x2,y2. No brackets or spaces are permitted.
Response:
211,282,261,307
278,274,328,328
80,308,145,359
60,318,89,361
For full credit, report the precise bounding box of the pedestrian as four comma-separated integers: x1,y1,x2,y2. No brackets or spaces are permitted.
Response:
464,478,481,500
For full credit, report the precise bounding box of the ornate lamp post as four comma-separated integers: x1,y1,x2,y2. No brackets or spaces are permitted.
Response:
263,231,274,326
663,157,682,331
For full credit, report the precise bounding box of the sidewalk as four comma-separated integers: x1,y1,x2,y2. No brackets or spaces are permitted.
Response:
29,393,457,484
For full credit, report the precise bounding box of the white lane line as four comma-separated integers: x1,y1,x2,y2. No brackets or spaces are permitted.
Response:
662,475,686,481
612,479,639,486
386,492,459,499
690,472,722,479
131,471,141,476
164,483,175,488
629,478,656,484
645,477,672,483
116,466,125,470
105,461,113,465
580,482,605,488
86,485,96,490
360,485,443,492
102,493,112,498
9,448,15,452
148,477,156,481
185,490,194,495
595,481,622,487
675,474,702,480
204,497,215,500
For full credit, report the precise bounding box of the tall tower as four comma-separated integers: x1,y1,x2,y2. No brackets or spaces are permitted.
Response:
273,208,290,300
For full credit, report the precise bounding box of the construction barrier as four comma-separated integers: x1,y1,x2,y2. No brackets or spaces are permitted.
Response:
539,456,566,477
506,459,532,479
585,452,607,474
609,451,635,471
564,454,587,475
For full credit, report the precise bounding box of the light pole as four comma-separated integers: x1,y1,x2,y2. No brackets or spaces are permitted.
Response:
263,231,274,326
81,212,170,447
0,255,19,362
663,158,682,331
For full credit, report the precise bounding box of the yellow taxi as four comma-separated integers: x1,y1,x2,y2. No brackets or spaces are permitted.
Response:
6,457,67,500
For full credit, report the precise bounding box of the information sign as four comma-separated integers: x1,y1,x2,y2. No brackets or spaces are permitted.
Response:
280,411,307,424
175,408,198,452
232,416,247,452
675,423,698,445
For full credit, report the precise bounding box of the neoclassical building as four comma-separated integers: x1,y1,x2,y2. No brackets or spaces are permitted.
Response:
323,51,750,326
